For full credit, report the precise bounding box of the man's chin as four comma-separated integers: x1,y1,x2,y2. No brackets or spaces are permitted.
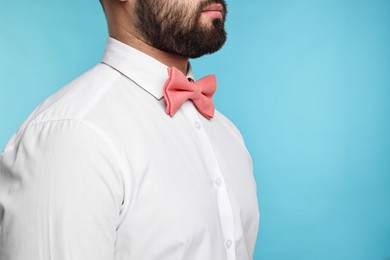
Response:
188,38,227,58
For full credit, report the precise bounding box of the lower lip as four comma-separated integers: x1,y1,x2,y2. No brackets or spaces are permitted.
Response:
202,10,223,19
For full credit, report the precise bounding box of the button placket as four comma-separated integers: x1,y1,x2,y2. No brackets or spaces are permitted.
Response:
194,121,202,129
214,177,223,188
225,239,233,249
182,102,236,260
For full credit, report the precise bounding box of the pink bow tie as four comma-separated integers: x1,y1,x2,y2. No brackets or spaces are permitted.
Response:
163,67,217,119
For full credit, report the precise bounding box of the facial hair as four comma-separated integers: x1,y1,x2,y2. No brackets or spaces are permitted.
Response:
134,0,227,58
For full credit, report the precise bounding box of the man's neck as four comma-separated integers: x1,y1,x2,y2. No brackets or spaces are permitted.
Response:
109,26,189,75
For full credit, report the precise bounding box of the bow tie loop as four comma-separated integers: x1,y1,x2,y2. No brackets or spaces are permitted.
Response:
163,67,216,119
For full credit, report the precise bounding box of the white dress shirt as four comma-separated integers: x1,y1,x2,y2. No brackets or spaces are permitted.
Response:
0,37,259,260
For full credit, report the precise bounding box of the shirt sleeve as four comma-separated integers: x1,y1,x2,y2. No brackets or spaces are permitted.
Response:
0,119,123,260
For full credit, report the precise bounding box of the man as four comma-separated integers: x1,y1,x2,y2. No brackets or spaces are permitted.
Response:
0,0,259,259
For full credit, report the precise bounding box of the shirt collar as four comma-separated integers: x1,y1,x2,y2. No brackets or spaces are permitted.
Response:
100,37,194,100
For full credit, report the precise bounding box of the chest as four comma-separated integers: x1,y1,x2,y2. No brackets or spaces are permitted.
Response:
98,91,258,259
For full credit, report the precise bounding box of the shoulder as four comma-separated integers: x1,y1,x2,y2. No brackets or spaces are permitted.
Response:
2,63,121,155
27,63,119,124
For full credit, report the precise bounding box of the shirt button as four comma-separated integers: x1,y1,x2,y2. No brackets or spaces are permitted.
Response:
225,239,233,249
215,177,222,187
194,121,201,129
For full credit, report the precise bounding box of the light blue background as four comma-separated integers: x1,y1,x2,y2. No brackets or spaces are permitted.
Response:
1,0,389,259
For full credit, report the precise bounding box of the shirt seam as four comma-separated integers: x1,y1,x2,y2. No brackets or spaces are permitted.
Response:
3,118,130,227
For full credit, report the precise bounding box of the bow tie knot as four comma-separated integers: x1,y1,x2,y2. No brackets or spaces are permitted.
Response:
163,67,216,119
191,81,202,100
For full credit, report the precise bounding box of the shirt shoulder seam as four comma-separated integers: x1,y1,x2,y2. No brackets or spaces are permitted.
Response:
3,118,127,176
2,118,130,227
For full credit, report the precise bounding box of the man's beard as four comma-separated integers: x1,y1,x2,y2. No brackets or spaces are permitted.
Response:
134,0,227,59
